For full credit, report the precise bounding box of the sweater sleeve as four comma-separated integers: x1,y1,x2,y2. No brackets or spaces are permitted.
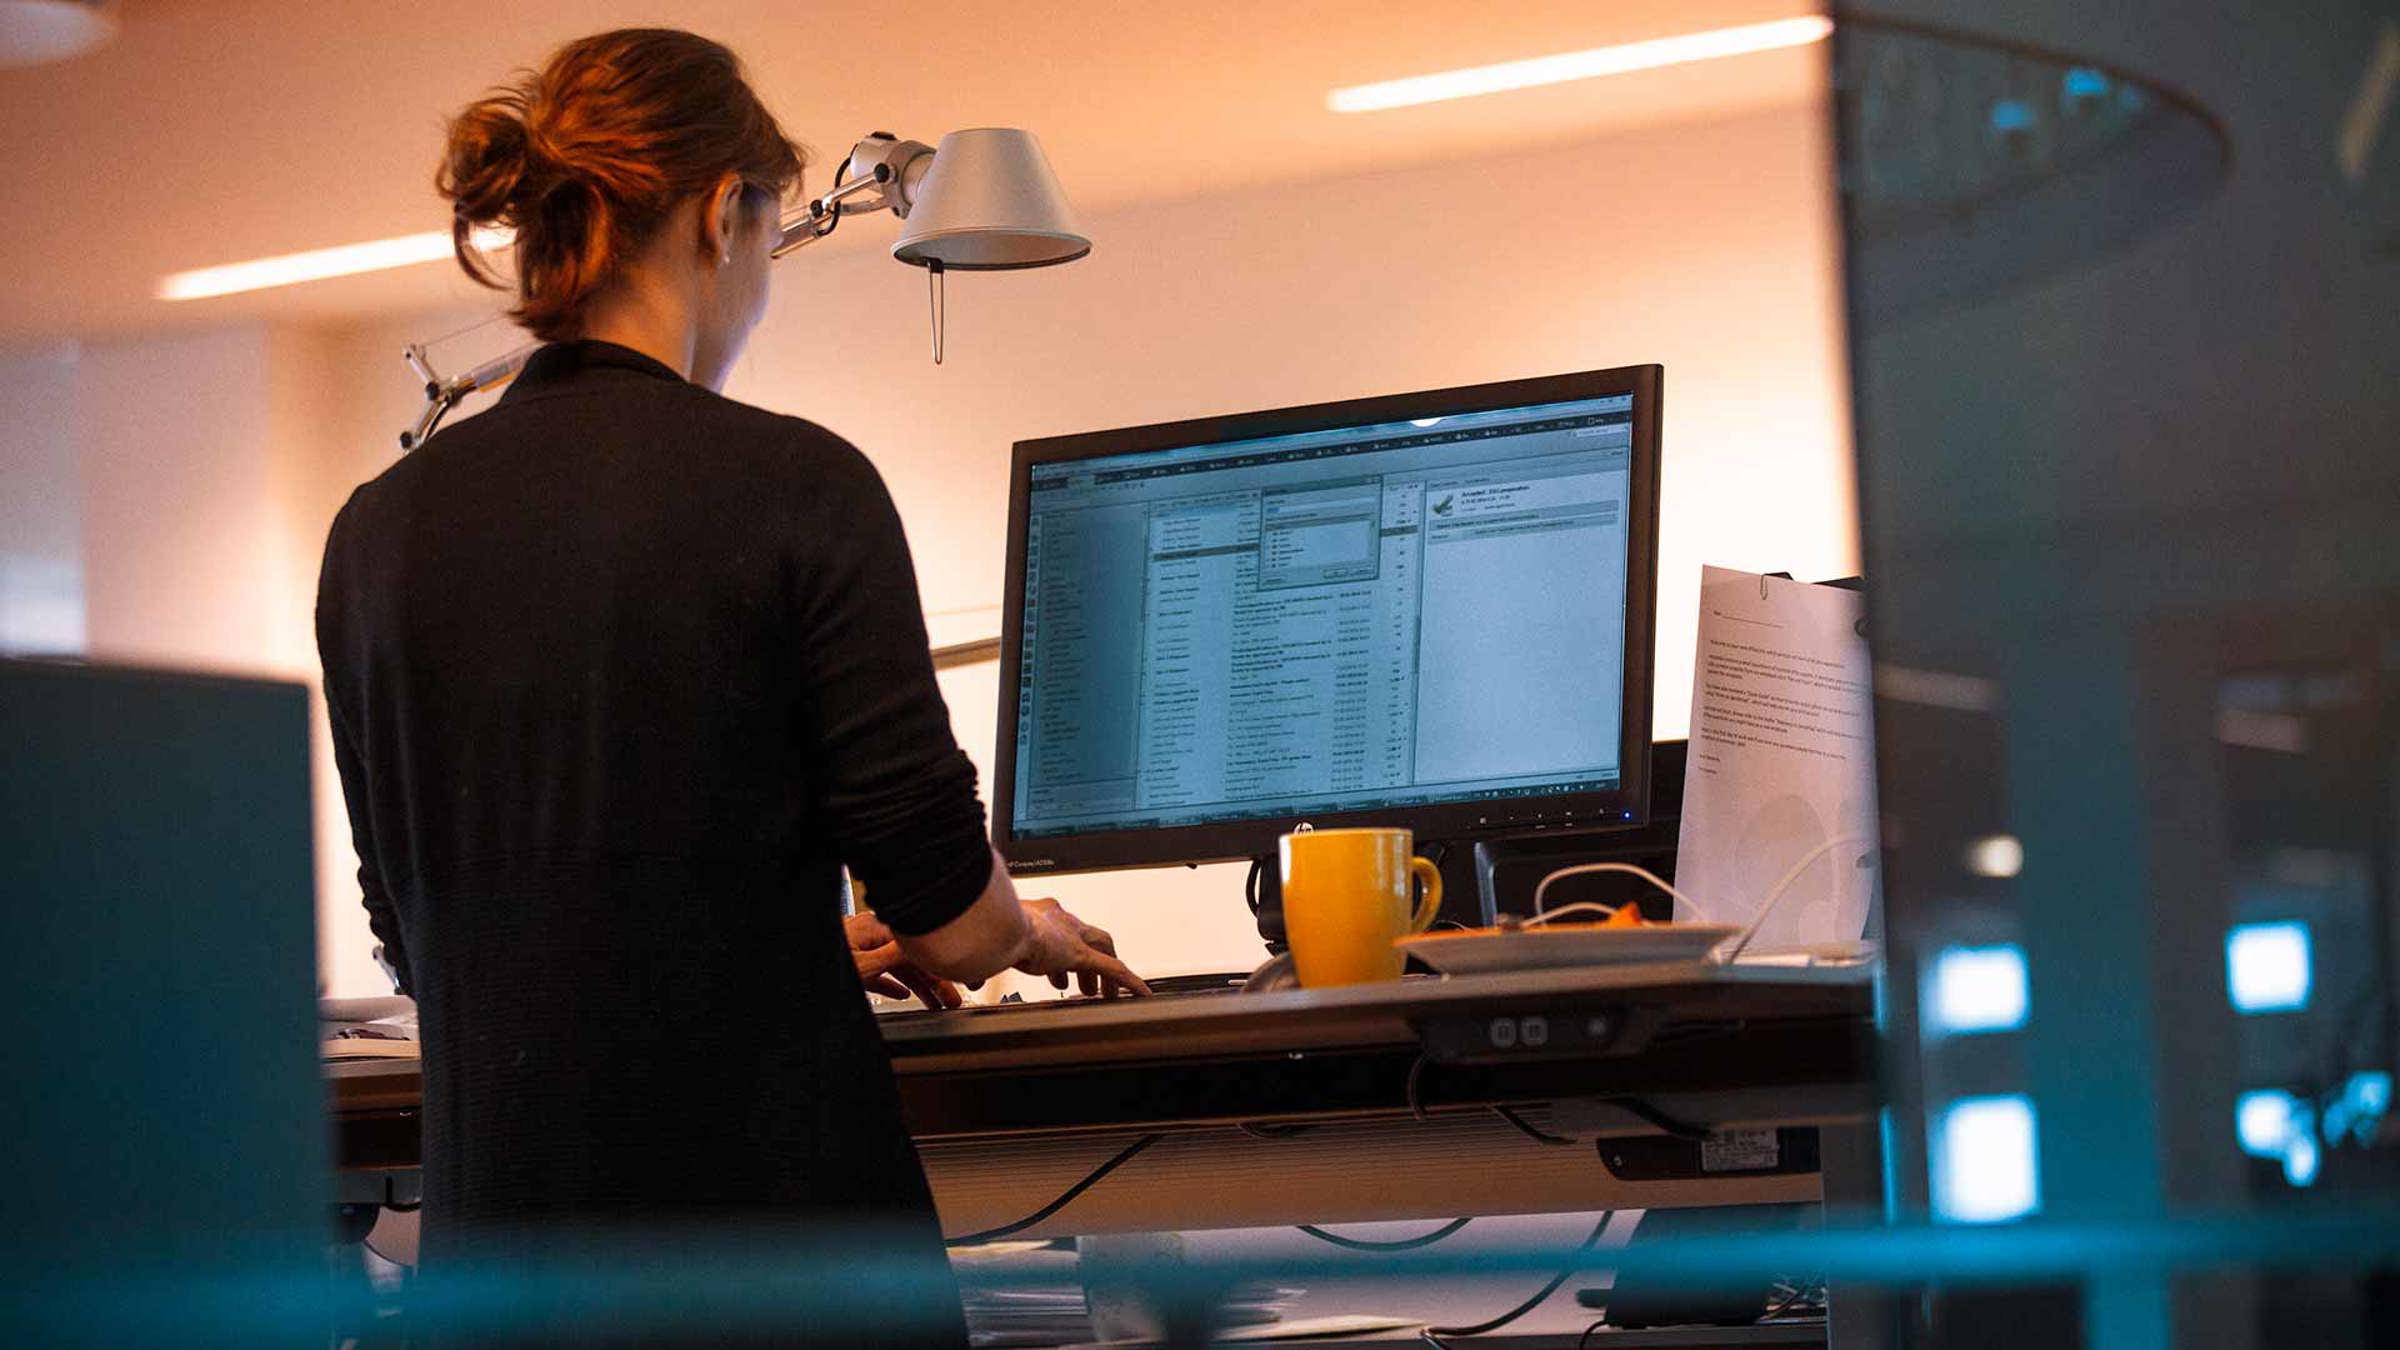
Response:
316,500,415,995
787,432,993,936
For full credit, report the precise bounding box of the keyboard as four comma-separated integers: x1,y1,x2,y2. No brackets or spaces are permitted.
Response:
877,972,1252,1016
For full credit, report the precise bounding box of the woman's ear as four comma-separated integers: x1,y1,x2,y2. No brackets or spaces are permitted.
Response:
703,175,743,267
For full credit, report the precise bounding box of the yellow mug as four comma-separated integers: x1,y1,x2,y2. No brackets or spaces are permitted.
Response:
1280,827,1443,987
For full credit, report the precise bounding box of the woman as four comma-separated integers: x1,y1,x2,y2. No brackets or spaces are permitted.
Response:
316,28,1145,1345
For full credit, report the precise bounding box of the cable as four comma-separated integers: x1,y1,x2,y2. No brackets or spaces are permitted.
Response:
1421,1213,1611,1341
1297,1217,1473,1251
378,1175,419,1214
1762,1286,1811,1322
1530,862,1715,923
1713,834,1871,965
1520,901,1628,927
1599,1097,1711,1142
1405,1053,1434,1121
418,312,509,351
1239,1121,1314,1140
1492,1104,1576,1146
944,1133,1164,1244
1647,1018,1750,1047
1577,1319,1609,1350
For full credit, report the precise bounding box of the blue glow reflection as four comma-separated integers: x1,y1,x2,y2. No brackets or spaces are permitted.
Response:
1934,1094,2041,1223
2226,921,2312,1013
1929,943,2029,1034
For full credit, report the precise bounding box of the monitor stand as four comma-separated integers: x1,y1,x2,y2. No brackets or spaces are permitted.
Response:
1249,841,1499,953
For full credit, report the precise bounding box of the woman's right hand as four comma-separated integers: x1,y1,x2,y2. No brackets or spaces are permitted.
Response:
1014,898,1151,998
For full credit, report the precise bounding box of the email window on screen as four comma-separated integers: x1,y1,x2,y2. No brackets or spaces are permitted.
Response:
1015,398,1633,839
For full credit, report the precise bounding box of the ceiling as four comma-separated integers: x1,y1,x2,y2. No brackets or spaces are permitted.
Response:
0,0,1826,342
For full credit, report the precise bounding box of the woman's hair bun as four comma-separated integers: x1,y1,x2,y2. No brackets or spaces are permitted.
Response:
433,29,806,342
439,89,541,232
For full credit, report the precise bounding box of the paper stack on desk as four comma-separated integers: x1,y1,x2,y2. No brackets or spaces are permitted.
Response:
321,995,420,1060
1673,566,1881,952
952,1240,1298,1348
951,1239,1089,1346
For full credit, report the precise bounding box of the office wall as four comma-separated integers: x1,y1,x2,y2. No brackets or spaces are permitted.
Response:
74,327,312,673
1,326,370,988
0,344,86,655
295,102,1854,992
0,102,1848,993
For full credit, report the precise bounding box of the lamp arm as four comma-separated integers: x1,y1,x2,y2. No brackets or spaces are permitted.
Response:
393,130,978,447
397,159,877,449
399,342,537,450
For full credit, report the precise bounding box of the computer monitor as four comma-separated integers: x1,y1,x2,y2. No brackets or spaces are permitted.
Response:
994,365,1661,877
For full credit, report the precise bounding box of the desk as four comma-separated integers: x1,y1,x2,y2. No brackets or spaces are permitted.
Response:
331,962,1874,1236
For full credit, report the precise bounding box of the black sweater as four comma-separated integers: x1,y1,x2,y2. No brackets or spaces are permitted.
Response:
317,340,984,1342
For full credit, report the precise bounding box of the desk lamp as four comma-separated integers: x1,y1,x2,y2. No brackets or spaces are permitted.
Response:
399,128,1088,449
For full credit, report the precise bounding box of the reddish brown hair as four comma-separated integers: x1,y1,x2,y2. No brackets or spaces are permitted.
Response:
437,29,806,342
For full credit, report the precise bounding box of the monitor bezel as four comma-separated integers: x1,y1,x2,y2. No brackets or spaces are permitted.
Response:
993,364,1662,875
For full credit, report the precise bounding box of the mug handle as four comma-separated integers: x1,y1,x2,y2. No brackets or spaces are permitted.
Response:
1407,856,1444,934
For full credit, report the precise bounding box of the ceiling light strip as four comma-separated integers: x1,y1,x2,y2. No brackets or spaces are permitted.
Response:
157,227,511,301
1326,15,1835,113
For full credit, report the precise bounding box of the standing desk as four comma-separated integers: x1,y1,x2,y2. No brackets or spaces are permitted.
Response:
331,962,1876,1236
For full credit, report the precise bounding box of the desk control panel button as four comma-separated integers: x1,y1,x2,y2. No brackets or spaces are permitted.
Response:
1413,1005,1652,1064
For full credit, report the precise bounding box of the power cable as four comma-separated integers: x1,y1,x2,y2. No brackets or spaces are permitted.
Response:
1297,1218,1472,1251
945,1133,1164,1245
1420,1213,1612,1342
1492,1105,1575,1146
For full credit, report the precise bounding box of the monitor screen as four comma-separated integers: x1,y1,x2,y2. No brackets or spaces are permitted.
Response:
997,368,1658,868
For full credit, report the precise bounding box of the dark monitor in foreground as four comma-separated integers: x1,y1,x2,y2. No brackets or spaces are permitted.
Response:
995,365,1661,875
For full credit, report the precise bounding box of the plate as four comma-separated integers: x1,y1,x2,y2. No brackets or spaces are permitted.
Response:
1397,923,1743,975
321,995,414,1022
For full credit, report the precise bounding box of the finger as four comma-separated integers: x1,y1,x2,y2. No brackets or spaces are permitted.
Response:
853,942,904,979
1089,953,1152,997
1049,971,1069,990
899,966,963,1011
864,973,911,1000
845,911,896,948
1082,926,1118,957
1078,969,1098,998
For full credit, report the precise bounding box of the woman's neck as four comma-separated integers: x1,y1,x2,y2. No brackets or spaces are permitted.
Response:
577,277,701,385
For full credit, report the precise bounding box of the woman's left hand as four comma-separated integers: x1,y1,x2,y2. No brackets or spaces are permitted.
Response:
845,911,965,1009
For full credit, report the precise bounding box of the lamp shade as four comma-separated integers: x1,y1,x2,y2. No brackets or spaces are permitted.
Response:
892,128,1091,271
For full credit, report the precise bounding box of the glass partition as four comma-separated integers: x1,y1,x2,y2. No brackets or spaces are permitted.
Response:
1837,2,2400,1344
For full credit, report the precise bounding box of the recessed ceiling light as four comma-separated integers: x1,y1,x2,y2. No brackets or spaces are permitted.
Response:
157,227,511,302
1326,16,1835,114
0,0,118,70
